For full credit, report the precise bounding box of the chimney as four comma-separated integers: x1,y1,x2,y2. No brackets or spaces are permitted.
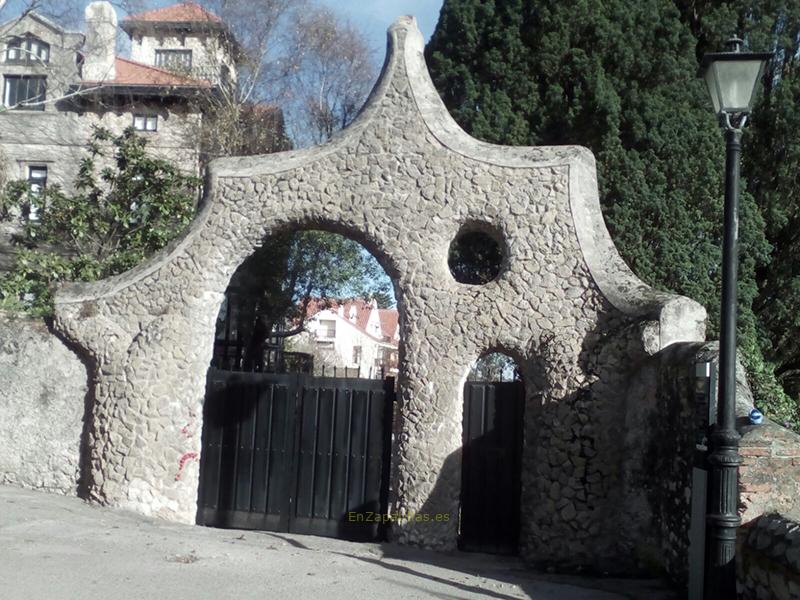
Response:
83,1,117,82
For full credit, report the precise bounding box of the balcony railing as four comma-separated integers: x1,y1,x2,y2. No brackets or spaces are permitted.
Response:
158,63,224,85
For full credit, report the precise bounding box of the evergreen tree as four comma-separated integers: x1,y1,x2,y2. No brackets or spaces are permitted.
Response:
674,0,800,425
426,0,789,423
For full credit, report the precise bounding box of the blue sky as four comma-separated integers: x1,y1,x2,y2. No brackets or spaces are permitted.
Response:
318,0,444,53
2,1,444,52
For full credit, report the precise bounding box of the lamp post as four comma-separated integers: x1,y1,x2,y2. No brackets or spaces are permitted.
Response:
698,38,772,598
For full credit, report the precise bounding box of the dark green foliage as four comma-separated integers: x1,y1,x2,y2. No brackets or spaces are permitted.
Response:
427,0,797,426
228,229,392,331
0,127,199,314
673,0,800,427
448,230,503,284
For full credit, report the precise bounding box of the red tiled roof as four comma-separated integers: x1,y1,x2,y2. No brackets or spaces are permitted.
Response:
305,298,398,344
82,57,211,87
378,309,399,340
124,2,221,23
304,298,335,319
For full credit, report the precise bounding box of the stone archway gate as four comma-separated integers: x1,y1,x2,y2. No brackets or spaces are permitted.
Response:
53,17,706,565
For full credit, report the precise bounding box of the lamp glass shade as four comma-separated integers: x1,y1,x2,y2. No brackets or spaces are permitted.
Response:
703,58,766,114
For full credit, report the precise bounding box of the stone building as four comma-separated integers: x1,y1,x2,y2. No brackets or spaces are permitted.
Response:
0,1,242,270
121,2,239,89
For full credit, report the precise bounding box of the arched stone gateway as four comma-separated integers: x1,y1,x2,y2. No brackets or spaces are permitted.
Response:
54,17,705,566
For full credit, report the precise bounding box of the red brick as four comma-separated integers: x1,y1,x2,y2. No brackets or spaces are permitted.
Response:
774,451,800,459
740,447,771,457
740,483,771,493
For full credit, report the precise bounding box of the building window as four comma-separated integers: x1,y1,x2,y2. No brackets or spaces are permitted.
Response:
352,346,362,365
27,165,47,221
375,347,386,367
3,75,46,110
133,114,158,132
5,38,22,61
5,36,49,63
317,319,336,339
154,49,192,70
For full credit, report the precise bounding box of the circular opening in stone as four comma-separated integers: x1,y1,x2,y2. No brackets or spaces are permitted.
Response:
448,226,505,285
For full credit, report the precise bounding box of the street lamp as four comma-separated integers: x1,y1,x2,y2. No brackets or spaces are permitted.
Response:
698,38,772,598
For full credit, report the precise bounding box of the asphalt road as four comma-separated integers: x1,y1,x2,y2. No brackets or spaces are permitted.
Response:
0,485,677,600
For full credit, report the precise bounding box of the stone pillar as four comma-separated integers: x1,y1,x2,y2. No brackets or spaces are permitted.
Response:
390,329,466,549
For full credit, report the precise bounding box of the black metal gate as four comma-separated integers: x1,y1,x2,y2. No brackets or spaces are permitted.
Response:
459,380,524,555
197,368,394,542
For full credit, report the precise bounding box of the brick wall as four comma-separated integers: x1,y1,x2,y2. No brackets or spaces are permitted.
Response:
738,420,800,523
736,421,800,598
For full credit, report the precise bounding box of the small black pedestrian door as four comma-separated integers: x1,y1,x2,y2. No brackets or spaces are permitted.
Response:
459,380,524,555
197,368,394,542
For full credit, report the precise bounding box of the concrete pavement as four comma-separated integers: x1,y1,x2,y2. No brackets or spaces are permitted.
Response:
0,485,677,599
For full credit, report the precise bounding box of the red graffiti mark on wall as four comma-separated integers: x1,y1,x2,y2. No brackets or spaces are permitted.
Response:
180,424,192,437
175,452,198,481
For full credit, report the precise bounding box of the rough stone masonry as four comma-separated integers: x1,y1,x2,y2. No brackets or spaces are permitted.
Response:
52,17,706,568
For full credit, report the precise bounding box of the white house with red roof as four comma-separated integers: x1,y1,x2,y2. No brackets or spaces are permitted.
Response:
0,2,246,269
290,298,400,377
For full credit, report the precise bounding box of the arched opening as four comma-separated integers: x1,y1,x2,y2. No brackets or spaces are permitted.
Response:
209,229,397,376
197,227,400,542
460,351,524,555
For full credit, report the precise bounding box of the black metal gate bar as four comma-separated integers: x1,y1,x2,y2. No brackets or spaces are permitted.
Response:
197,369,394,542
197,369,299,531
459,380,524,555
323,387,337,520
290,377,388,540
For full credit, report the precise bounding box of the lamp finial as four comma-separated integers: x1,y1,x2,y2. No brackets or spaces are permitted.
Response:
725,36,744,52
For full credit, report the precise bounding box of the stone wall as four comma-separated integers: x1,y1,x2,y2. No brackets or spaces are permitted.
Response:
621,341,756,586
51,17,706,569
0,311,88,494
738,513,800,599
622,341,699,582
622,339,800,592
